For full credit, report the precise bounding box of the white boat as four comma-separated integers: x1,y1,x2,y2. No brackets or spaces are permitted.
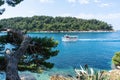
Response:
62,35,78,41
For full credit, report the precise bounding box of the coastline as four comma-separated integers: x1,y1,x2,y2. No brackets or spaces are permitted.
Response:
27,30,116,33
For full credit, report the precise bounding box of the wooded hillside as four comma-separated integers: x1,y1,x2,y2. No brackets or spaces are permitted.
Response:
0,16,113,31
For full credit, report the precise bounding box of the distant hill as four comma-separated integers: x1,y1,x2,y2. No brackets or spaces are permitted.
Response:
0,16,113,31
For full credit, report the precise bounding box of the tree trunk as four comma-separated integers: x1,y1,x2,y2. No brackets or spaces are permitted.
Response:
6,56,20,80
5,30,31,80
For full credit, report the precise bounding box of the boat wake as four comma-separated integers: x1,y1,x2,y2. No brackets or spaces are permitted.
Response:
78,39,120,42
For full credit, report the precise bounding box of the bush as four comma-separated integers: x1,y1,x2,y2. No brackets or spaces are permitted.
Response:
112,52,120,66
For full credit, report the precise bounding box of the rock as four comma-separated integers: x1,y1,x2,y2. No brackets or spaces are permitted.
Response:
116,66,120,69
103,69,120,80
109,69,120,80
50,74,73,80
20,73,36,80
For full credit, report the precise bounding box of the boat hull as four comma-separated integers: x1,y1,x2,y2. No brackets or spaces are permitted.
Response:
62,37,78,41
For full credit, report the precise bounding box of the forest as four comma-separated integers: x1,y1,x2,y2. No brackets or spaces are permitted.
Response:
0,16,113,31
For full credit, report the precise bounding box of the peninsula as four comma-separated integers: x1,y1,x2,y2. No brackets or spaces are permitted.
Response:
0,16,113,32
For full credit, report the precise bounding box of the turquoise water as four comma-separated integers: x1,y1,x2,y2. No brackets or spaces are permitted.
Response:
1,31,120,80
28,31,120,70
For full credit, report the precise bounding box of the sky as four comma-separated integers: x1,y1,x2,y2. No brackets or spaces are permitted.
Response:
0,0,120,30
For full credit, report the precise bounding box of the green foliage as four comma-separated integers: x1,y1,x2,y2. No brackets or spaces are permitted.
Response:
6,0,23,7
0,8,5,15
0,0,4,6
112,52,120,66
0,56,6,71
18,37,59,72
0,56,4,61
0,35,7,44
0,0,23,6
0,0,23,15
0,16,113,31
0,31,59,73
0,24,2,29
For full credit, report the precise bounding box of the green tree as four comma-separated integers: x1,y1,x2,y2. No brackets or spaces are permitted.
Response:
0,1,59,80
0,30,59,80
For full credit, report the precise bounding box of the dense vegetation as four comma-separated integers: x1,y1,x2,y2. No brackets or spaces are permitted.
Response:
112,52,120,67
0,16,113,31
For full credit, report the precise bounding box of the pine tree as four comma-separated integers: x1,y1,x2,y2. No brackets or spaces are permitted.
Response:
0,1,59,80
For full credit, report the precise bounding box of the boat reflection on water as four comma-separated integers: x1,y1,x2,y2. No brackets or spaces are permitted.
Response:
62,34,78,42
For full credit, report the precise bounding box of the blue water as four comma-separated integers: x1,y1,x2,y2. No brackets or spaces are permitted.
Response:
1,31,120,80
28,31,120,70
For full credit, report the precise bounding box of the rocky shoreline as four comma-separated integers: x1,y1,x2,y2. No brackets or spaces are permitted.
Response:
28,30,115,33
50,69,120,80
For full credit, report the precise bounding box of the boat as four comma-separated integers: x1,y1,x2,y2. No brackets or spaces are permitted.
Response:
62,34,78,41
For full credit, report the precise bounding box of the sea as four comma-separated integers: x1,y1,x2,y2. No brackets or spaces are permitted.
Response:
0,31,120,80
